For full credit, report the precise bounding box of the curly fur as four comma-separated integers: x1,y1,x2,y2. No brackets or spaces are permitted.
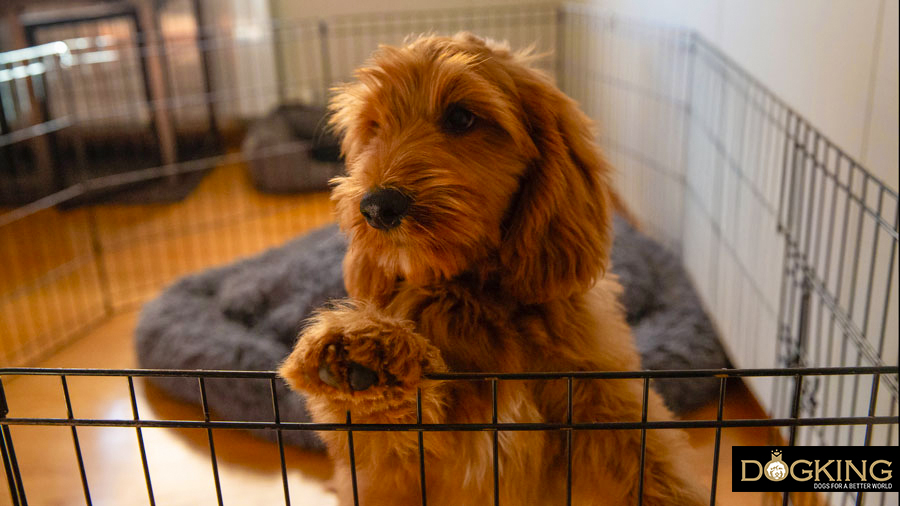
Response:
280,33,707,505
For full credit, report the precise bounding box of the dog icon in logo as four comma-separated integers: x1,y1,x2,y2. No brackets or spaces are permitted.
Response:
765,450,788,481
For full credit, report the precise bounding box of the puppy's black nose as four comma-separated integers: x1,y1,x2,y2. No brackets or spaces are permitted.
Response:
360,188,412,230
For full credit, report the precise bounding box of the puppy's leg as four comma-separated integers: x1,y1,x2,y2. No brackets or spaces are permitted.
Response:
279,301,448,505
569,380,708,506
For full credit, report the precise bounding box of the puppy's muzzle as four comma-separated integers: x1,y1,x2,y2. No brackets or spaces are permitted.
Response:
360,187,412,230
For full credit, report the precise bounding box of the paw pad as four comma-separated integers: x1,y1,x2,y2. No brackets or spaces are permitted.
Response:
318,344,380,392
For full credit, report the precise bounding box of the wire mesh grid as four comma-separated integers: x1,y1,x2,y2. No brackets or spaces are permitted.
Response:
557,4,899,450
1,2,898,505
1,367,898,506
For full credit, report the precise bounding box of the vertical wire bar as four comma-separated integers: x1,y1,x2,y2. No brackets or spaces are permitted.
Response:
784,374,803,501
819,152,846,443
825,158,858,444
417,388,427,506
346,411,360,506
677,33,697,258
784,372,804,506
269,4,287,104
637,378,649,506
709,377,727,506
198,378,223,506
795,134,820,420
566,377,573,506
804,146,837,440
857,187,885,340
492,378,499,506
0,376,25,506
84,181,111,315
776,105,796,230
61,376,91,506
787,374,804,447
127,376,155,506
0,425,24,506
708,53,732,308
787,123,811,366
862,374,880,447
799,132,821,266
879,398,897,506
772,113,801,419
554,7,565,91
318,21,332,97
875,205,899,358
795,275,813,368
269,379,291,506
855,374,881,506
191,0,218,139
809,137,828,281
838,170,870,445
847,187,885,446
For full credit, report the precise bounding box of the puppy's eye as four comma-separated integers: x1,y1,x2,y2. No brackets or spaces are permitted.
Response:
369,120,380,131
442,105,476,134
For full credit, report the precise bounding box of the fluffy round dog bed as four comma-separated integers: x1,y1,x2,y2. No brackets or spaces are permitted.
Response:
136,219,728,451
610,216,731,411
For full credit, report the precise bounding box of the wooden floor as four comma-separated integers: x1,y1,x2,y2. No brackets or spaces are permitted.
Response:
1,310,336,506
0,160,807,505
1,161,334,366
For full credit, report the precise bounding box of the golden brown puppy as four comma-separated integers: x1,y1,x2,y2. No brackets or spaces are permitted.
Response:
280,33,707,506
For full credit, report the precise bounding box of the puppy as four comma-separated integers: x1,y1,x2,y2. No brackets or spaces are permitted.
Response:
280,33,707,506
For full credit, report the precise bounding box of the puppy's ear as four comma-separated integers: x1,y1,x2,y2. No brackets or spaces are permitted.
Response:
328,82,368,161
499,68,613,304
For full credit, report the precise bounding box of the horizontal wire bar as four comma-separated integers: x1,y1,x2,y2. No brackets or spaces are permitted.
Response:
1,415,895,431
0,116,74,148
1,365,896,380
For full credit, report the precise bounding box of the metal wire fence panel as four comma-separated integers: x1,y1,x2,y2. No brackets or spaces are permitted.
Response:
0,367,897,506
558,6,787,407
683,38,792,409
558,5,692,252
324,3,559,88
0,4,898,504
775,114,899,453
556,8,899,451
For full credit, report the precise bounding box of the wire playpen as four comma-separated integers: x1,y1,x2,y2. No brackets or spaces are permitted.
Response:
0,3,897,505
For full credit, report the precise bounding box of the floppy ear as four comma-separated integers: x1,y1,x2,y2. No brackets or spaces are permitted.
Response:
327,82,367,161
499,68,613,304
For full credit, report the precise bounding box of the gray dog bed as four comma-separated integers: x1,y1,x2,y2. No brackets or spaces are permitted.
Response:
136,219,728,451
242,104,344,194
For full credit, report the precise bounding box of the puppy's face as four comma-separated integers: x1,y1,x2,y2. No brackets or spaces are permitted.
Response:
331,33,612,304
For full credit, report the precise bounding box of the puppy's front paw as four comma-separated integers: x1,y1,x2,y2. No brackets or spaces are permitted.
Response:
317,343,380,392
279,302,445,409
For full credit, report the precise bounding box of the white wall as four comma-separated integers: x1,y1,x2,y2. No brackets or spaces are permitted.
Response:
591,0,898,192
864,0,899,188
